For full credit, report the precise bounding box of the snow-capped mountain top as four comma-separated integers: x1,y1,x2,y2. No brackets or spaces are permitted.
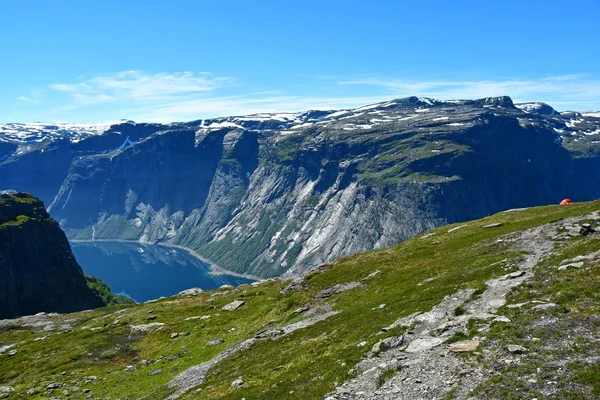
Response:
2,97,599,156
0,120,134,144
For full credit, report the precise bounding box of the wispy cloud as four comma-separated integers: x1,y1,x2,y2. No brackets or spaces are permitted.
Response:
48,71,234,107
14,71,600,123
337,75,600,109
18,90,43,103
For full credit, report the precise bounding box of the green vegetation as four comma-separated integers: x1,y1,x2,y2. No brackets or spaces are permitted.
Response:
0,200,599,399
85,275,135,306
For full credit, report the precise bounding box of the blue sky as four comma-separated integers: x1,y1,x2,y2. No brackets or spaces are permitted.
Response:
1,0,599,123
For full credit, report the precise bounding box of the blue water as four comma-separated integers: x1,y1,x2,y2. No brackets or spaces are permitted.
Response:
70,241,253,302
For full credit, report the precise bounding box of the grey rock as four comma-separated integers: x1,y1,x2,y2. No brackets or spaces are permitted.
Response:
222,300,245,311
46,383,63,389
231,377,244,387
207,338,225,346
506,344,528,354
0,388,13,394
316,282,363,298
148,369,163,376
530,303,559,312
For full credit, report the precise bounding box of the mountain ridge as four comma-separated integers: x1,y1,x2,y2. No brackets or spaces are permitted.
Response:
2,96,600,278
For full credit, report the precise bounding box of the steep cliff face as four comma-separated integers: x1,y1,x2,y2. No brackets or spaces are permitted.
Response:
2,97,600,277
0,193,102,319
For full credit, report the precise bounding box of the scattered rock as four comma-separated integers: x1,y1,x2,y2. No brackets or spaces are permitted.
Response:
579,224,596,236
292,306,309,314
362,270,381,281
483,223,503,228
7,350,17,356
448,340,480,353
177,288,203,297
405,337,445,353
493,316,511,323
179,332,190,337
170,333,179,339
231,377,244,388
447,225,467,233
147,315,157,321
184,315,210,321
372,336,404,353
0,387,13,394
505,270,526,279
357,341,368,347
530,303,559,312
558,262,584,271
129,322,164,333
46,383,63,390
207,338,225,346
316,282,363,298
222,300,245,311
506,344,528,354
254,329,284,339
219,284,234,290
26,388,37,395
280,277,306,297
148,369,163,376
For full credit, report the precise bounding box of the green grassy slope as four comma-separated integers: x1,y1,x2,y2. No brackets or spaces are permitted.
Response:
0,200,599,399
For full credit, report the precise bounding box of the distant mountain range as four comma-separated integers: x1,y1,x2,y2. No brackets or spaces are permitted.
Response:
2,96,600,277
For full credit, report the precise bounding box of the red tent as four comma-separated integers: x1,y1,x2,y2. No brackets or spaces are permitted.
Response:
560,198,573,205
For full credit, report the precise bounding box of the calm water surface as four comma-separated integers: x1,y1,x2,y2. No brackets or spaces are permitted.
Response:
70,241,253,302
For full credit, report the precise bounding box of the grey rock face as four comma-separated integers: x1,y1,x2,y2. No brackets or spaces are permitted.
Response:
2,97,600,278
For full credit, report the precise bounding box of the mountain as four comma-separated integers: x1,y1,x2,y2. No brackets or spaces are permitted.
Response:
0,200,598,398
0,192,130,319
2,96,600,278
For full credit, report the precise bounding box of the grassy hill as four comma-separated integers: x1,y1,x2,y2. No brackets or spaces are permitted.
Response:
0,200,599,399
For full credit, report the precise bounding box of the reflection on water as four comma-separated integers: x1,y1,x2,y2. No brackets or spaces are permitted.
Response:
70,241,253,302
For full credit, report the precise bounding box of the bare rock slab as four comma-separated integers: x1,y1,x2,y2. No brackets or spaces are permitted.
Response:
222,300,245,311
448,340,480,353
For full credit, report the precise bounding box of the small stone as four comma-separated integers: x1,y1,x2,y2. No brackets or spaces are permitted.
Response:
458,368,473,376
292,306,309,314
26,388,37,395
170,333,179,339
179,332,190,337
231,377,244,387
219,284,234,290
493,316,512,323
357,341,368,347
207,338,225,346
148,369,163,376
222,300,245,311
83,389,91,393
0,388,13,394
7,350,17,356
0,394,8,399
47,383,63,390
147,315,157,321
62,389,70,396
506,344,528,354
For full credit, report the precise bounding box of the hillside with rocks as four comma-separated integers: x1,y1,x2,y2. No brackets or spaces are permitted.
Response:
0,200,598,399
0,192,130,319
1,97,600,278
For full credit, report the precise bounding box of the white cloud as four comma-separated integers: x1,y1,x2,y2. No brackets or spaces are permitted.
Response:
337,75,600,110
15,71,600,123
48,71,234,107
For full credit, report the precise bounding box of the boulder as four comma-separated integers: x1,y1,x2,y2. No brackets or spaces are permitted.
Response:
222,300,245,311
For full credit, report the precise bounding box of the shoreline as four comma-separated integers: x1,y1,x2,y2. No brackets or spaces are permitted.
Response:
69,238,264,282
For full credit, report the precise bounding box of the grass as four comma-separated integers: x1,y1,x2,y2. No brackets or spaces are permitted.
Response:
1,200,599,399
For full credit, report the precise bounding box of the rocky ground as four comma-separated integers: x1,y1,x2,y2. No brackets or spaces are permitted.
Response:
324,213,600,400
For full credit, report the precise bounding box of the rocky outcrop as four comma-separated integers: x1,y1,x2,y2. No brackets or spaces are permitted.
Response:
2,97,600,278
0,193,102,319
